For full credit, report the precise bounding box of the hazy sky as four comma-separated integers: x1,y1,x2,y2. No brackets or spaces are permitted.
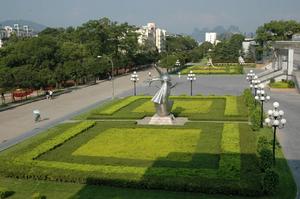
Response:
1,0,300,33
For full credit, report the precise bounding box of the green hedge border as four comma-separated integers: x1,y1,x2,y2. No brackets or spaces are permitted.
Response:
0,122,262,196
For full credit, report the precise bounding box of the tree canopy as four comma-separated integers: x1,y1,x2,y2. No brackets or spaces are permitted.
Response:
0,18,159,91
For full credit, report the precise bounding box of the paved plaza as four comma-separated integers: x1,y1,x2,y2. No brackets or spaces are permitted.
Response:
0,68,300,198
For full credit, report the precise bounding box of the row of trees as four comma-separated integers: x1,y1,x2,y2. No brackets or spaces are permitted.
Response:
159,33,246,72
0,18,159,91
255,20,300,60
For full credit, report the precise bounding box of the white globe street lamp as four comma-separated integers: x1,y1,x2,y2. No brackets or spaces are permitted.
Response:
130,71,139,96
255,84,270,128
265,102,286,165
187,70,196,96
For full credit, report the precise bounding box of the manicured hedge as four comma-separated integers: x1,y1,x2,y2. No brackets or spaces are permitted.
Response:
84,96,248,121
97,96,149,115
0,121,266,196
218,123,241,179
18,121,96,161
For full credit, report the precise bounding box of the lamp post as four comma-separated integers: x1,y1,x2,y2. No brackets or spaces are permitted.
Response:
246,70,255,84
250,76,260,96
255,84,270,128
178,72,181,78
187,70,196,96
265,102,286,165
97,55,115,99
175,59,180,71
130,71,139,96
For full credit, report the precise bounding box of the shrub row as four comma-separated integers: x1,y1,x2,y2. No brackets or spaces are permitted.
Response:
257,136,280,195
97,96,148,115
0,159,264,196
243,89,261,131
0,187,13,199
218,123,241,179
18,121,96,161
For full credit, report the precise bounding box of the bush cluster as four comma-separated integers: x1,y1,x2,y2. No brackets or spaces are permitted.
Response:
19,121,96,160
257,136,279,195
32,192,46,199
261,169,279,194
0,187,12,199
243,89,261,131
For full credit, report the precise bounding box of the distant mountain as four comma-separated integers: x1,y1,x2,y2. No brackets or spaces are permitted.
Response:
191,25,242,42
0,19,47,32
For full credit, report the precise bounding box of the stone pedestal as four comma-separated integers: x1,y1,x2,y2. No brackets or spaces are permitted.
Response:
137,114,188,126
149,114,175,125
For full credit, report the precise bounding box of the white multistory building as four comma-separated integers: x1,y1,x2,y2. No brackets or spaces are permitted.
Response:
156,28,166,52
0,24,34,40
137,22,167,53
0,39,3,48
242,38,256,55
205,32,217,45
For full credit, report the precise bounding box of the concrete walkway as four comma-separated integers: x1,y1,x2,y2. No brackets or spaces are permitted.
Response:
264,89,300,199
0,67,156,148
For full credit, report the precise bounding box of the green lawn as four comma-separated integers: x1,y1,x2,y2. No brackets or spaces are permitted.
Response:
133,100,213,114
75,96,248,121
269,81,295,88
0,121,273,196
0,95,296,199
73,128,201,161
180,65,243,75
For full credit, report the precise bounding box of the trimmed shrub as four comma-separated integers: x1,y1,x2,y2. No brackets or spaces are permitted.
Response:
250,107,261,131
261,169,279,194
218,123,241,179
32,192,46,199
288,80,295,88
19,121,96,160
258,148,273,172
0,187,13,199
243,89,254,108
98,96,147,115
257,136,269,152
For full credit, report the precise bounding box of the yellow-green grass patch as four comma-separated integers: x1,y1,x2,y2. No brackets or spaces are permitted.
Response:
133,100,213,114
224,96,238,116
73,128,201,161
99,96,147,115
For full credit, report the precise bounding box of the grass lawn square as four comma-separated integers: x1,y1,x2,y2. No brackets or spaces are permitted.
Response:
73,128,201,162
133,100,212,114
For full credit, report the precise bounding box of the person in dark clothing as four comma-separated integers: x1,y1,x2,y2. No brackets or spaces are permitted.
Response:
1,92,5,104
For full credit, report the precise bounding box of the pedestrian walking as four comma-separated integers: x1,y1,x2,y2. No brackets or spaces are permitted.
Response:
49,90,53,99
45,90,49,99
1,92,5,104
33,109,41,122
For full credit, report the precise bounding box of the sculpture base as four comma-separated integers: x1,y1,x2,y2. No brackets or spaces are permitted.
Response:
137,114,188,126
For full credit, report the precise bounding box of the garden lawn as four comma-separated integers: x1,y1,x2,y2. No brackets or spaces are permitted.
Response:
133,100,212,114
77,96,248,121
269,81,294,88
73,128,200,161
180,65,243,75
0,120,296,198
